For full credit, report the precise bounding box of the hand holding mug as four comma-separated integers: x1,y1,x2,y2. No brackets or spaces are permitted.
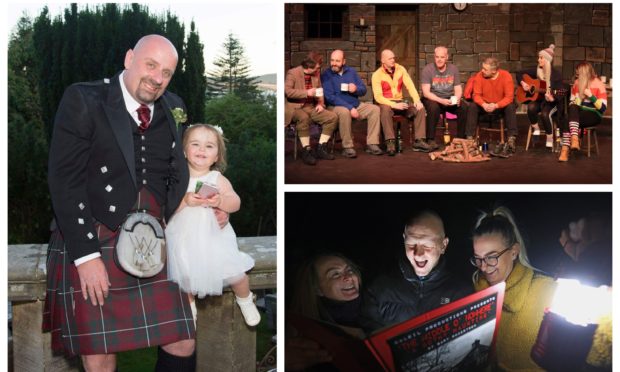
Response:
394,102,408,110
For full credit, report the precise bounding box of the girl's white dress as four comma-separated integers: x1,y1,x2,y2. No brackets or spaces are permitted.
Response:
165,171,254,298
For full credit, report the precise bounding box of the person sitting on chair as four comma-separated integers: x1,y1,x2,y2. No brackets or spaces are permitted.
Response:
467,57,518,158
371,49,431,155
558,61,607,162
421,46,468,148
285,51,339,166
516,44,565,149
322,49,383,158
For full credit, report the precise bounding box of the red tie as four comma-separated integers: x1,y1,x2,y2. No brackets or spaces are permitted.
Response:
137,104,151,133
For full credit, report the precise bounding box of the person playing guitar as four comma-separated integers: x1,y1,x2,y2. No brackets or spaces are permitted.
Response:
516,44,566,149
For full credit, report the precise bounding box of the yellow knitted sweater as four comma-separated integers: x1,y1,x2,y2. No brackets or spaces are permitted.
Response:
475,262,556,371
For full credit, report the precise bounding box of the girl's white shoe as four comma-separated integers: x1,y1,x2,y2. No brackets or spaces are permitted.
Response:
546,134,554,148
236,292,261,326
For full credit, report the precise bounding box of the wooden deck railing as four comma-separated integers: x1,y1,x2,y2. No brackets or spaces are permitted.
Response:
8,236,276,371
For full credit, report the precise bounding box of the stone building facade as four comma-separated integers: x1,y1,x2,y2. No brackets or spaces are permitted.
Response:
285,3,612,101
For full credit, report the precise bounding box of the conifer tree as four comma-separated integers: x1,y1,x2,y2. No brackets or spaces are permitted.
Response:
206,32,259,101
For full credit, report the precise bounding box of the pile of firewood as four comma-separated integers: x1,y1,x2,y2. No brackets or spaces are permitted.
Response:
429,138,491,162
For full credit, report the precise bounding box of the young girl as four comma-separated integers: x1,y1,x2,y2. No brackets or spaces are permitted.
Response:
165,124,260,326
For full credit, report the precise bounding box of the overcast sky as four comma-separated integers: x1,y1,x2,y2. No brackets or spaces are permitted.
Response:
6,2,280,76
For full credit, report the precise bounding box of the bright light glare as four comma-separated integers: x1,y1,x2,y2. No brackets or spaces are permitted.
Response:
549,278,611,326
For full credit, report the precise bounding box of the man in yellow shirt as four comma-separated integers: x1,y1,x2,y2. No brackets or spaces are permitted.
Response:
372,49,431,155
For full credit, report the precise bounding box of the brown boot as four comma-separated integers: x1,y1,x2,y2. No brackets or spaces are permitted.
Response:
385,139,396,156
570,135,580,150
558,145,570,162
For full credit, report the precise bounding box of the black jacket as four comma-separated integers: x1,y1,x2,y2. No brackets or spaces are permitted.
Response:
48,73,189,261
359,253,473,334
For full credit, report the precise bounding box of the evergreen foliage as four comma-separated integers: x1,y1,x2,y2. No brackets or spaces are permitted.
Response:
8,15,51,243
206,33,260,101
204,94,277,236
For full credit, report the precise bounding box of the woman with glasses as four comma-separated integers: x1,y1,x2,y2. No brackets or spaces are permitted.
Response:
470,206,556,371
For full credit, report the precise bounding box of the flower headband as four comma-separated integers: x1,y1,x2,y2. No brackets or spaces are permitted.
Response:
188,123,224,135
211,125,224,135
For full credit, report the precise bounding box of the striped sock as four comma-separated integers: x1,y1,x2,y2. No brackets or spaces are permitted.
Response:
562,132,571,147
569,121,580,137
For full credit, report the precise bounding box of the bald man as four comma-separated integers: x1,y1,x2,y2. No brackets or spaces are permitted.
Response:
360,210,472,332
372,49,431,155
44,34,217,371
421,46,469,148
321,49,383,157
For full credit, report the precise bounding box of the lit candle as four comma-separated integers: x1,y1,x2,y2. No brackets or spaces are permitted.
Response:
360,17,365,26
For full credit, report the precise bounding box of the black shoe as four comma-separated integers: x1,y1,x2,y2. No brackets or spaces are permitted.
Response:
301,146,317,165
364,144,383,155
498,143,512,158
412,139,432,153
506,136,517,154
490,143,505,158
316,143,335,160
427,139,440,151
385,139,396,156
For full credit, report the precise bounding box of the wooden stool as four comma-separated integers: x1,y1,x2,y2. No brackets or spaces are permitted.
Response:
285,124,298,159
476,115,506,144
581,126,599,157
525,122,557,152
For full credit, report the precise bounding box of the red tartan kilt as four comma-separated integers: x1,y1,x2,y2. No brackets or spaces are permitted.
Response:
42,189,195,356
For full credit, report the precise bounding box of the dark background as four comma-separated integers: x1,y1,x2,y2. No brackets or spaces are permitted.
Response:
284,192,611,305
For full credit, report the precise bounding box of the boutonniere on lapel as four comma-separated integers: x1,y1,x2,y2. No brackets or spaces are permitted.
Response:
170,107,188,129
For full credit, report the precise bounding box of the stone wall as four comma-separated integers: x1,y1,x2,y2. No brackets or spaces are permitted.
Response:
562,3,612,81
285,3,612,89
285,4,377,87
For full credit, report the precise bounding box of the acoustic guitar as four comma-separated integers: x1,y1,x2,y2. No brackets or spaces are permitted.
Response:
516,74,568,104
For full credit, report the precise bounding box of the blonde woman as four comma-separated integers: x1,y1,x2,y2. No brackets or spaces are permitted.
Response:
471,207,556,370
471,206,611,370
559,62,607,161
516,44,565,148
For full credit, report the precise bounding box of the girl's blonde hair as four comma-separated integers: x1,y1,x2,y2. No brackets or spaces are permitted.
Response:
537,57,552,95
471,206,537,283
182,124,228,172
575,62,598,100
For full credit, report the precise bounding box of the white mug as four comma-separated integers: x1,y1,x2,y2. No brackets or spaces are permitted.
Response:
341,83,349,92
315,88,323,97
450,96,458,105
601,76,607,84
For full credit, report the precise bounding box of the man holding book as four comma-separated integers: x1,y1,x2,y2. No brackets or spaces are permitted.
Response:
360,210,472,333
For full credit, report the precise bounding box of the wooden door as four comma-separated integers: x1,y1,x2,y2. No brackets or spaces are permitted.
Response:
376,5,418,89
